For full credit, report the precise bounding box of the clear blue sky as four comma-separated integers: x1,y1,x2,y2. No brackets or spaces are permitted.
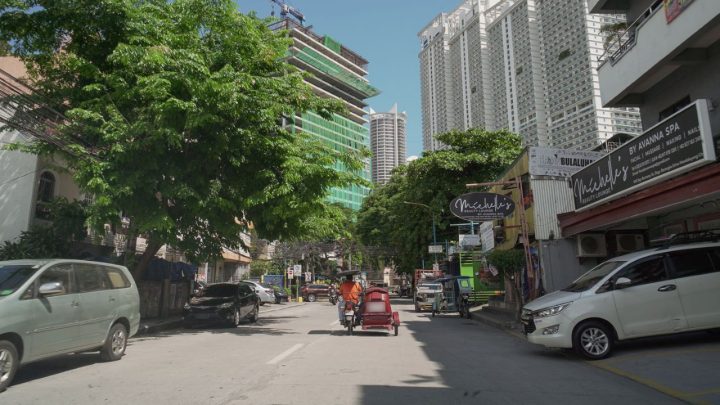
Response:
236,0,454,158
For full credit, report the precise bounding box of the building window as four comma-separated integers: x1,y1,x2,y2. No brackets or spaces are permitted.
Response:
36,171,56,220
658,96,691,121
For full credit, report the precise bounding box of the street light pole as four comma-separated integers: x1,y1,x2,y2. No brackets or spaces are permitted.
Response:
403,201,438,265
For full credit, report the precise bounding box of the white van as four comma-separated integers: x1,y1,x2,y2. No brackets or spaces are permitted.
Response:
522,241,720,359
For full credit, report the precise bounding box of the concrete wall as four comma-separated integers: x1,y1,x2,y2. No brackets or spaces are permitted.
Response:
0,129,38,243
538,238,598,292
639,41,720,136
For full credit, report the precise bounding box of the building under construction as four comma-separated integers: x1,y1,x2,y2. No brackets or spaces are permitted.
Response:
270,18,379,211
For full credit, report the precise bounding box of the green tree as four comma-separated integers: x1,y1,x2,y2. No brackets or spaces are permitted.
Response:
356,128,522,275
0,0,366,278
0,199,88,260
486,249,526,320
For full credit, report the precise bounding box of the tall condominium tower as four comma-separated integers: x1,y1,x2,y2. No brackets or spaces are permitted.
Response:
418,4,470,152
419,0,642,151
270,19,379,210
369,104,407,185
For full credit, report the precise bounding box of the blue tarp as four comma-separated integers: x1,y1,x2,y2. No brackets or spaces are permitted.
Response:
143,257,197,281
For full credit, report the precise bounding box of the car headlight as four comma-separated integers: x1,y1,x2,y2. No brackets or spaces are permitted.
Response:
534,302,572,318
218,302,234,309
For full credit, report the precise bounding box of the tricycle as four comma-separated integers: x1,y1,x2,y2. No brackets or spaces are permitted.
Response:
342,287,400,336
431,276,473,319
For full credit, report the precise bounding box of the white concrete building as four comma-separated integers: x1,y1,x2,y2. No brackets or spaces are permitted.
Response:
0,57,82,244
418,0,643,151
369,104,407,185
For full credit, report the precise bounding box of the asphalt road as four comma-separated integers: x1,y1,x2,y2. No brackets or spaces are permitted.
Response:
2,298,707,404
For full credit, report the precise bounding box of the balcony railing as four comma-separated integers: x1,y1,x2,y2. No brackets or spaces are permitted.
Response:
598,0,663,67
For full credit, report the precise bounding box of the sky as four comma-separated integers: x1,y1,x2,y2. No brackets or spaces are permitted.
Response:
236,0,458,158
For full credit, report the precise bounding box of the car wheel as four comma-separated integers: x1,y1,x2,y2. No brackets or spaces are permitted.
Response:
100,323,128,362
248,304,259,323
414,304,420,312
232,307,241,327
307,294,316,302
0,340,19,392
573,321,614,360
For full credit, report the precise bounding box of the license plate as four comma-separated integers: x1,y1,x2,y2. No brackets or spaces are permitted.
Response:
345,311,353,316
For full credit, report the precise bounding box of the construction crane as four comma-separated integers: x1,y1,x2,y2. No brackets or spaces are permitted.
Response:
269,0,305,25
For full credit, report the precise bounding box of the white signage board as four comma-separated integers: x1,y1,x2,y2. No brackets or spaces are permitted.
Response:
459,234,480,248
480,222,495,252
428,245,443,254
287,267,294,278
529,147,605,177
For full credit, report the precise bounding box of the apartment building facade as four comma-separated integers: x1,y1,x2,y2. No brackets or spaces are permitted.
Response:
419,0,643,152
369,104,407,185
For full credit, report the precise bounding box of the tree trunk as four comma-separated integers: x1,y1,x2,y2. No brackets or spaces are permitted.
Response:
132,239,162,281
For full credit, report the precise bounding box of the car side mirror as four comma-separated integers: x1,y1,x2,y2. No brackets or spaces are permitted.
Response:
614,277,632,289
39,281,65,296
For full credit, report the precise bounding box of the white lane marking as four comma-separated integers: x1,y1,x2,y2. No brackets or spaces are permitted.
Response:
267,343,305,365
329,320,339,326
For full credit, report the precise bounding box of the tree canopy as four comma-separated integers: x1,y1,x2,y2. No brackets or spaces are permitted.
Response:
355,128,522,274
0,0,367,276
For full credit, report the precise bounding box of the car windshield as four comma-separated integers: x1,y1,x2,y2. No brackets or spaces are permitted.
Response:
562,261,625,292
203,284,237,297
0,264,38,296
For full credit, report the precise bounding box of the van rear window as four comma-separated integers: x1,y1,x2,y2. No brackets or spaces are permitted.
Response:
106,268,131,289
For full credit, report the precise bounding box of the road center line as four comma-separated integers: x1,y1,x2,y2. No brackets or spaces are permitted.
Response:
267,343,304,365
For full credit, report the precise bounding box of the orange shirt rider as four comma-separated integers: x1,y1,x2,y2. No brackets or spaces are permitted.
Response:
338,277,363,304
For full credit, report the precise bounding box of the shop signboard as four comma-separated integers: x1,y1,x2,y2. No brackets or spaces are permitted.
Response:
450,192,515,221
459,234,480,248
529,147,605,177
571,100,715,210
480,222,495,252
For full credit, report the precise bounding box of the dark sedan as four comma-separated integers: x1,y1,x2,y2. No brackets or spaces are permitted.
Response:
183,283,259,328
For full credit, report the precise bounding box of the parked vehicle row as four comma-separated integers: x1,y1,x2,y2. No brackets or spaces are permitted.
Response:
522,240,720,359
183,282,259,328
0,259,140,393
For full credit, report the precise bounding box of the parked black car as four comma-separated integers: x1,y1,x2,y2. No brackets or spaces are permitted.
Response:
184,283,259,328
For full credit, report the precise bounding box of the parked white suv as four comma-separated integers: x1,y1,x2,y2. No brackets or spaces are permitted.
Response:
522,240,720,359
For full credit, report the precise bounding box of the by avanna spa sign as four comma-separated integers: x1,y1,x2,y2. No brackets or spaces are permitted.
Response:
572,99,715,210
450,192,515,221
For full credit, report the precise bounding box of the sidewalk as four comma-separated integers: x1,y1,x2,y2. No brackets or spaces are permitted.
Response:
135,301,307,336
469,304,525,339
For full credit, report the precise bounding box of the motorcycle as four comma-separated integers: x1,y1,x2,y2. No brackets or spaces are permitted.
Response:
341,300,358,335
329,288,338,305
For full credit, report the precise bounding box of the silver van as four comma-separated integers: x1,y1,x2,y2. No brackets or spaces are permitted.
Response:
0,259,140,392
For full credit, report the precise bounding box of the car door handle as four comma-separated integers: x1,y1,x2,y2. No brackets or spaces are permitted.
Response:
658,284,677,292
109,297,116,303
72,301,80,308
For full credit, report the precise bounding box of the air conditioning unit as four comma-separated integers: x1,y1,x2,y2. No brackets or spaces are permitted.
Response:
616,234,645,253
577,234,607,257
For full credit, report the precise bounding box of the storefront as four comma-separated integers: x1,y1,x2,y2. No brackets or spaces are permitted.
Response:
558,100,719,256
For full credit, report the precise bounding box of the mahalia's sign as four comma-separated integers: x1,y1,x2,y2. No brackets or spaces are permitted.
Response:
450,192,515,221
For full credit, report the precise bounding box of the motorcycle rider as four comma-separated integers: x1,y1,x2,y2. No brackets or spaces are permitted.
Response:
337,274,362,325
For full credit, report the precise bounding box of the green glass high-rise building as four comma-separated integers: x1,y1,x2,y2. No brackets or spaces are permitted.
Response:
270,18,379,211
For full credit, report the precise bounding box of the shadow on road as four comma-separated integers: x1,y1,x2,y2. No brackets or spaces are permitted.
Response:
356,299,685,404
11,353,104,387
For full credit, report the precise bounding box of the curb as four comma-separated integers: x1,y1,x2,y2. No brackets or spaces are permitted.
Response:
135,302,307,335
136,318,184,336
469,310,525,339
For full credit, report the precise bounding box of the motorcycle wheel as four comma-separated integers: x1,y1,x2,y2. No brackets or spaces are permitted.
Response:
347,322,353,336
394,324,399,336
